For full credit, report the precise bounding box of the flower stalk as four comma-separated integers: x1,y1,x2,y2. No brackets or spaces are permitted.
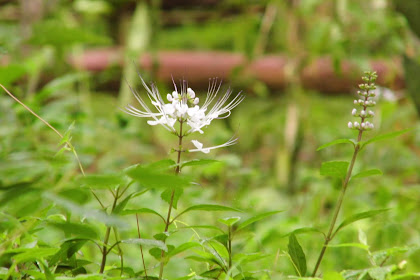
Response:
312,71,378,277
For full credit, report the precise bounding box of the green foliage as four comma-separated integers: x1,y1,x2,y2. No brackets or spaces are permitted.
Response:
288,233,307,277
320,161,349,179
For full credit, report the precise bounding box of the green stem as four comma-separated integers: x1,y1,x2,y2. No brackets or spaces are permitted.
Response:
312,130,363,277
99,188,120,274
159,121,184,280
228,226,232,269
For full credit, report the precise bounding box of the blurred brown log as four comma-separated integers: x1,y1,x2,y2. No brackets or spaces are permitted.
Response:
69,48,404,93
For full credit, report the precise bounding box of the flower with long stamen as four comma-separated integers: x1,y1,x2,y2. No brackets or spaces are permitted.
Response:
123,75,244,153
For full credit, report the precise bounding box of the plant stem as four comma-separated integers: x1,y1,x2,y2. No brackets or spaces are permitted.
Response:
312,131,363,277
99,188,120,274
136,214,149,279
228,226,232,269
159,120,184,280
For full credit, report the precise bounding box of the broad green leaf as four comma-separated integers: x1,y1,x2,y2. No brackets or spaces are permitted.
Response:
200,268,223,278
320,161,349,179
147,159,176,170
323,271,345,280
352,169,382,179
361,129,413,150
218,216,241,227
121,238,167,252
126,165,191,189
79,173,125,189
237,210,283,231
174,204,242,221
47,221,99,239
13,247,59,263
149,245,175,261
317,139,355,151
166,242,201,259
333,209,390,236
181,159,219,168
50,239,88,265
121,208,165,222
288,233,307,277
205,239,229,262
328,243,369,251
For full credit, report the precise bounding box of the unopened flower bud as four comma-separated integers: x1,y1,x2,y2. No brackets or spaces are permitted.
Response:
360,110,366,117
348,122,353,129
172,91,179,99
368,110,374,117
193,97,199,105
354,122,360,128
167,94,173,102
187,88,195,99
354,100,358,105
361,122,366,129
352,108,357,116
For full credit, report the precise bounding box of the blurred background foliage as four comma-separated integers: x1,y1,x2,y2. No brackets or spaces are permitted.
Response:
1,0,420,278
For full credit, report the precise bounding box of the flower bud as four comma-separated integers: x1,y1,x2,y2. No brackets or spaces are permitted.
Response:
172,91,179,99
193,97,199,105
187,88,195,99
354,122,360,128
352,108,357,116
360,110,366,117
348,122,353,129
368,110,374,117
167,93,173,102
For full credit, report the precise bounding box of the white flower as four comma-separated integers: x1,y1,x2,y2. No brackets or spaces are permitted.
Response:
123,75,243,153
190,137,238,154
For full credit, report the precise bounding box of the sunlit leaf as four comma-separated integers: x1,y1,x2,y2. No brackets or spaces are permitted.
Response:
13,247,59,263
218,216,241,227
181,159,219,168
328,243,369,251
323,271,345,280
237,210,283,231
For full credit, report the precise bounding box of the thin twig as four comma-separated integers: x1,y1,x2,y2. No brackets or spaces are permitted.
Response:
136,214,148,279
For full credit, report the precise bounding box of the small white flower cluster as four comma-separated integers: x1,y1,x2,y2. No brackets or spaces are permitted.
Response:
348,71,377,131
124,76,244,153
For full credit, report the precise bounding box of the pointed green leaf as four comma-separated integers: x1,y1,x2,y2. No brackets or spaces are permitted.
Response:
323,271,345,280
121,208,165,222
352,169,383,179
237,210,283,231
288,233,307,277
166,242,201,259
282,227,324,238
218,216,241,227
147,159,176,170
161,187,183,209
174,204,242,221
13,247,60,263
317,139,355,151
121,238,167,252
361,129,413,150
320,161,349,179
181,159,219,168
333,209,390,237
328,243,369,251
112,194,133,214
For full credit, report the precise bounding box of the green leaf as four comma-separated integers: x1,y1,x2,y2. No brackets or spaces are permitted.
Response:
333,209,390,237
13,247,59,263
181,159,219,168
200,268,223,278
320,161,349,179
237,210,283,231
126,165,191,190
147,159,176,170
328,243,369,251
323,271,345,280
317,139,355,151
282,227,324,238
174,204,242,221
47,221,99,239
79,173,125,189
288,233,307,277
121,208,165,222
352,169,382,179
121,238,168,252
112,194,133,214
165,242,201,259
218,216,241,227
361,129,413,150
161,187,183,209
